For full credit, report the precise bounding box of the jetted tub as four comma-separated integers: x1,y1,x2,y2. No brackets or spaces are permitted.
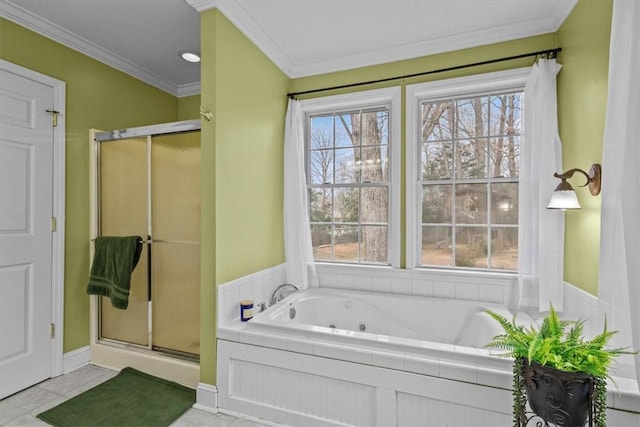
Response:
247,287,532,364
217,285,640,426
218,287,535,426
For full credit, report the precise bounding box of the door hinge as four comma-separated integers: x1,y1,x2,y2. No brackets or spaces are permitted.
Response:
50,323,55,338
51,217,57,232
45,109,60,127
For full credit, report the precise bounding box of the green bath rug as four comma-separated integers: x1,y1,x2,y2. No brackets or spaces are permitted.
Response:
37,367,195,427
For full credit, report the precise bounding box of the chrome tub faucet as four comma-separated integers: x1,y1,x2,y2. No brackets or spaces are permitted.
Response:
269,283,299,306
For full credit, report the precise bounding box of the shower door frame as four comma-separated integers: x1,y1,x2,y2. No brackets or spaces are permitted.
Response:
89,120,201,385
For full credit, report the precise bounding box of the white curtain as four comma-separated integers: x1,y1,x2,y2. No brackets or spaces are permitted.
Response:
598,0,640,383
518,58,565,312
283,98,318,289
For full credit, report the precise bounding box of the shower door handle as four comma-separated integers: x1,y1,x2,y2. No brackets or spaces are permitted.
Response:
147,235,152,302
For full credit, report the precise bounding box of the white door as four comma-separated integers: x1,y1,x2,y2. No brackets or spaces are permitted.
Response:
0,67,55,398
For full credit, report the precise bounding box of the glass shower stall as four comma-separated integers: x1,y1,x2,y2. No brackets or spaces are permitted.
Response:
92,120,201,361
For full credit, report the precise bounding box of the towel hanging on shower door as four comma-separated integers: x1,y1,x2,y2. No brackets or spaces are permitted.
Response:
87,236,143,309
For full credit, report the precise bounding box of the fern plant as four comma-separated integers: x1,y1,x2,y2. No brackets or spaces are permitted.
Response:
485,304,631,378
486,305,635,426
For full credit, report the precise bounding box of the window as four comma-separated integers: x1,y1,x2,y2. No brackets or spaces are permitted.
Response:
406,69,529,272
301,88,401,267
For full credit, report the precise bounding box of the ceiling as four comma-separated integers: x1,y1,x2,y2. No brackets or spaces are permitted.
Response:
0,0,578,97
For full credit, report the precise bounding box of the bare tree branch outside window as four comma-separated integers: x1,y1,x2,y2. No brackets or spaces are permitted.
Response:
308,108,390,264
419,92,521,271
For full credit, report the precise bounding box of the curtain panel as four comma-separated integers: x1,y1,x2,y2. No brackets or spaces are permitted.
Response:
518,58,565,311
283,99,318,289
598,0,640,383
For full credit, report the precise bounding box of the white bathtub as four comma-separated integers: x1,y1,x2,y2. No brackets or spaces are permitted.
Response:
215,266,640,426
217,286,640,426
249,287,526,353
217,287,532,426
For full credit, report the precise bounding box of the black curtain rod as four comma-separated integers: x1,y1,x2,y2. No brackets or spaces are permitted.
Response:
287,47,561,99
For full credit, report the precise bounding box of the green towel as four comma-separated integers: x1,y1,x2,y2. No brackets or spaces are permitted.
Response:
87,236,143,309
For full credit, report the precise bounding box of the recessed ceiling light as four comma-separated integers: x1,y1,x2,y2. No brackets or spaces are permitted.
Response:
180,50,201,63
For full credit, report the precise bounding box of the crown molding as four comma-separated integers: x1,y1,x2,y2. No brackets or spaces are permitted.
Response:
209,1,295,77
289,18,560,78
177,81,201,97
184,0,218,13
209,0,577,79
286,1,576,79
0,0,181,96
2,0,575,95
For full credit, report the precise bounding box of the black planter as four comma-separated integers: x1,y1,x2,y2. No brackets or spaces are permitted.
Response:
522,360,594,427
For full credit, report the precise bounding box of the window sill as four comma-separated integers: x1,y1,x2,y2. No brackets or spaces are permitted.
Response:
314,262,517,282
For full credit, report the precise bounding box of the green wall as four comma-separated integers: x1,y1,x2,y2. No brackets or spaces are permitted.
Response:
289,35,556,96
557,0,612,296
178,95,201,121
0,18,181,352
199,9,289,384
213,13,288,285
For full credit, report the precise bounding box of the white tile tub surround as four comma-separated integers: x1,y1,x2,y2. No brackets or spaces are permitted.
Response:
561,280,599,338
560,281,638,393
315,263,520,306
315,264,619,345
218,263,610,330
217,264,287,327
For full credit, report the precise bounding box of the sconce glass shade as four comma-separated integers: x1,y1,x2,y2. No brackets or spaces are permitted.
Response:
546,163,601,210
547,186,581,209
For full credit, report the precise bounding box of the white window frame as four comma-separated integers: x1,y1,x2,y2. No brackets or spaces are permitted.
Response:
300,87,402,268
405,68,530,270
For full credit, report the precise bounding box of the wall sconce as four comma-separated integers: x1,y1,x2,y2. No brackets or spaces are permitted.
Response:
547,163,602,210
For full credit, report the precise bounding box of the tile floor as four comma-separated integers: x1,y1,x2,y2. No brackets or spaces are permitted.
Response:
0,365,267,427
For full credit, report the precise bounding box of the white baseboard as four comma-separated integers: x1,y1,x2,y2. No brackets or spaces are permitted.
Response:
62,345,90,374
193,382,218,413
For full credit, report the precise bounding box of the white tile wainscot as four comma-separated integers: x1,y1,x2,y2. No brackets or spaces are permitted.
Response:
217,264,287,327
314,263,520,307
